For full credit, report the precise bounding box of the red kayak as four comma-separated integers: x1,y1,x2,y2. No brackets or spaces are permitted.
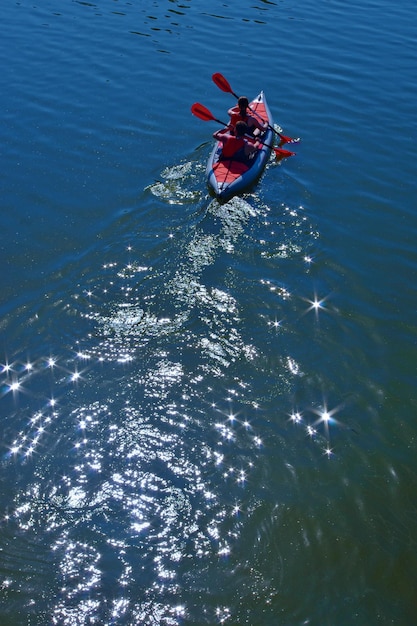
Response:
206,92,274,201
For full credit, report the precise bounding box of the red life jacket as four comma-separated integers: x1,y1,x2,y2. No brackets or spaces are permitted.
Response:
221,135,246,158
230,111,249,128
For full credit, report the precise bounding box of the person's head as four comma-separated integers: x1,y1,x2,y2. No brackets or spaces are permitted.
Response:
238,96,249,112
235,121,248,137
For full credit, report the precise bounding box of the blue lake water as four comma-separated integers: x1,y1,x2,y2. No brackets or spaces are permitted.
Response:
1,1,417,624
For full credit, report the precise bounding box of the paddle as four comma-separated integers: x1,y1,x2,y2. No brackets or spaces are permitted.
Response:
191,102,295,159
212,72,300,147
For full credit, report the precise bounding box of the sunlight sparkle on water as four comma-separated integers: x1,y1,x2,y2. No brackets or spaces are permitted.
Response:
303,292,330,319
213,451,224,466
306,425,317,438
30,412,42,425
174,605,186,618
289,411,303,424
77,352,90,360
71,370,81,382
216,606,231,623
1,579,12,590
312,401,342,432
269,317,283,330
25,445,35,457
322,410,331,422
311,297,324,311
1,361,12,374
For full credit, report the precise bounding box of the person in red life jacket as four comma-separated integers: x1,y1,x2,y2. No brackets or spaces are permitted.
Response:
228,96,268,136
213,121,260,163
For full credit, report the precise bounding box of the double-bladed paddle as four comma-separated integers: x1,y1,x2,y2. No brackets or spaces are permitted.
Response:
212,72,300,147
191,102,296,159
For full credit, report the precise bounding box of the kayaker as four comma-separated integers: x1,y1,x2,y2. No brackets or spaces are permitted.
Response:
213,121,260,163
228,96,268,136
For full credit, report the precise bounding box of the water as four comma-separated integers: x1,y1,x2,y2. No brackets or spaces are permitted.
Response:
1,1,416,624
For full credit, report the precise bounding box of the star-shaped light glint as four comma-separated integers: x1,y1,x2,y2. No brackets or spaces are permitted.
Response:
1,361,13,375
323,446,334,458
70,369,82,383
47,357,57,369
303,292,330,320
268,317,284,331
312,401,343,438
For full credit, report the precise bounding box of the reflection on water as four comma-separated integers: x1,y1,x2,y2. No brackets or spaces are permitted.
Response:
0,160,343,624
2,347,267,622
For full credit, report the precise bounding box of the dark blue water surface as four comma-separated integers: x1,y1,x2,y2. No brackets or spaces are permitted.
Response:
1,1,416,624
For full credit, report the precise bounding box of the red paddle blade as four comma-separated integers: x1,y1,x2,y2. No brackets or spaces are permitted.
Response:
191,103,227,127
212,72,233,93
274,147,296,160
278,134,301,147
191,102,215,122
212,72,239,98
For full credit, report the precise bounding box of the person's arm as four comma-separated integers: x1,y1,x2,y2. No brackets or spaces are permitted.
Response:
213,128,229,141
244,138,260,156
